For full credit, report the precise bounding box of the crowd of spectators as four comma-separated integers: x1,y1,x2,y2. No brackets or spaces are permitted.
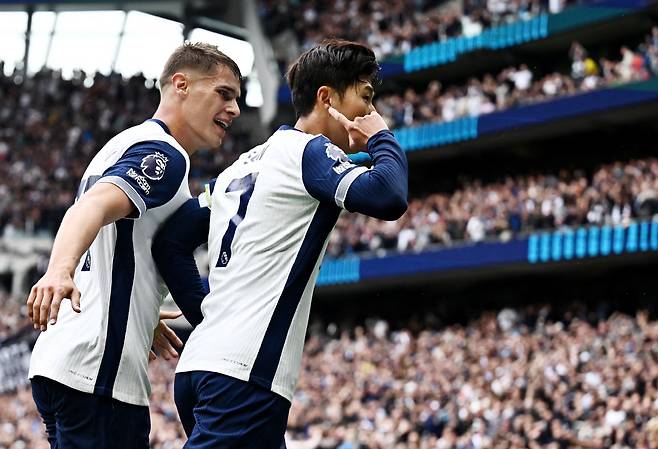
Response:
260,0,579,66
2,33,658,253
376,35,655,129
0,292,30,342
327,157,658,258
3,63,658,258
285,303,658,449
3,296,658,448
0,69,250,238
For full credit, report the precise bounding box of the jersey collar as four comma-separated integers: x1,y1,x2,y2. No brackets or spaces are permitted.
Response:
148,118,172,136
278,125,302,132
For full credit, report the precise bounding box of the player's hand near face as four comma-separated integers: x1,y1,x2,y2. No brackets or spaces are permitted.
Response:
149,309,184,362
328,106,389,152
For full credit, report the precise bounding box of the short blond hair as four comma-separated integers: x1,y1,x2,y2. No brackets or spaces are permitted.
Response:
159,42,241,88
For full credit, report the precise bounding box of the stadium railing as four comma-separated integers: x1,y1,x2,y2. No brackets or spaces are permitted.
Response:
400,0,657,74
316,219,658,287
390,77,658,155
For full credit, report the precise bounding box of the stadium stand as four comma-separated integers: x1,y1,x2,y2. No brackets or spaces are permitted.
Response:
261,0,579,66
327,157,658,258
3,291,658,448
3,1,658,448
376,35,653,129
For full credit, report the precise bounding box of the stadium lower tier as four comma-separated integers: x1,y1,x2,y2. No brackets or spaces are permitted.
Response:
2,298,658,449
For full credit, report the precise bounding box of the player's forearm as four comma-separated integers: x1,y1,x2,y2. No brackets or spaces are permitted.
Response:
47,200,107,275
345,130,408,220
153,242,207,327
48,185,132,275
152,198,211,327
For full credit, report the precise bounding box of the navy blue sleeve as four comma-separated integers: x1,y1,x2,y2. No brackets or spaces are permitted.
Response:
301,135,370,207
343,130,408,220
152,197,210,327
302,131,407,221
100,141,187,218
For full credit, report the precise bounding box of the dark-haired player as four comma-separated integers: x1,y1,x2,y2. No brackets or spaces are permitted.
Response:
153,39,408,449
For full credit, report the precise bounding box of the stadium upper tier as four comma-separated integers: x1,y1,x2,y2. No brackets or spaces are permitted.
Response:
261,0,581,67
379,33,654,126
315,154,658,287
398,0,658,76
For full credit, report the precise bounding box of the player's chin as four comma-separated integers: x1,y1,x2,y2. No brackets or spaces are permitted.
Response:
209,127,225,147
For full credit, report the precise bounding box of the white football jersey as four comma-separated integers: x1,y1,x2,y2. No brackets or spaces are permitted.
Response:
29,119,191,406
176,126,369,401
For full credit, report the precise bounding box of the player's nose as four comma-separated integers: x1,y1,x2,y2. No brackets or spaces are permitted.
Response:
226,99,240,118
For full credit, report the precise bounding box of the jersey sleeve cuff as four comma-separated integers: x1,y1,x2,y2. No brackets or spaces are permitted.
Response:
98,176,147,219
199,183,212,209
334,166,369,209
366,130,395,154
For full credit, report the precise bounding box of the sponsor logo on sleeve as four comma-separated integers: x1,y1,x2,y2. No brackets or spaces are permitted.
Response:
126,168,151,195
324,142,356,175
140,152,168,180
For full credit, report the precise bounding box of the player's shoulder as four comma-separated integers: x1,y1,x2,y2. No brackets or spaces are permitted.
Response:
114,120,188,162
268,125,320,155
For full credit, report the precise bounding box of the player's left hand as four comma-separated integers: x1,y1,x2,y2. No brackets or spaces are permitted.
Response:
149,310,183,362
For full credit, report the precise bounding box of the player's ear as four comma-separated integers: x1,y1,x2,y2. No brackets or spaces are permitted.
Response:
171,73,189,96
317,86,333,110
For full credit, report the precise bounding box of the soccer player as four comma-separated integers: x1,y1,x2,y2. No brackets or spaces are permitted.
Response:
26,43,241,449
152,39,408,448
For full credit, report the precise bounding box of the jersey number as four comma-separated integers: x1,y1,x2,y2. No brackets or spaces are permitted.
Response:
216,173,259,268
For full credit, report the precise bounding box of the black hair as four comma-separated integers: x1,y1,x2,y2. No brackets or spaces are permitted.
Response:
286,39,380,118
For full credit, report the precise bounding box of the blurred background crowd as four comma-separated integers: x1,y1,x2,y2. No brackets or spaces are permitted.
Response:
261,0,580,66
2,297,658,449
327,157,658,258
0,70,250,238
3,29,658,255
376,32,657,129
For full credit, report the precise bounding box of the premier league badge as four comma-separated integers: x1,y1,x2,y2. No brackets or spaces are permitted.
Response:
140,152,169,180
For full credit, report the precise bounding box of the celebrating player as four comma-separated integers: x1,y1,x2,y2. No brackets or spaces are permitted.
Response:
26,43,241,449
152,39,408,448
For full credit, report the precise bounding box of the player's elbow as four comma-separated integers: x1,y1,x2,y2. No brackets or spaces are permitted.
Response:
371,192,408,221
385,192,408,221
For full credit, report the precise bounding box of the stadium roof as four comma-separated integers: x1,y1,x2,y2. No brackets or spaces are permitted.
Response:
0,0,263,105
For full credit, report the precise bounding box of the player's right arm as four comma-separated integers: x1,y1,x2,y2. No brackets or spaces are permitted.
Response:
28,140,188,331
303,107,408,221
152,181,215,327
27,183,134,330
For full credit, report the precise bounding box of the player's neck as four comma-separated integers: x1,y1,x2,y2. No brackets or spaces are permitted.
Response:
295,110,328,138
151,110,196,156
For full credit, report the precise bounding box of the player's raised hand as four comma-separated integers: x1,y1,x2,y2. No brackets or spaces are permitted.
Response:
150,309,183,362
27,270,81,332
328,106,389,152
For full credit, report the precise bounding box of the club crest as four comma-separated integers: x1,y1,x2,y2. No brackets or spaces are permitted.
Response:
140,152,168,180
324,143,350,163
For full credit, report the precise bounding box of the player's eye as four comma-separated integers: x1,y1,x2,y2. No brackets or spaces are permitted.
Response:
218,89,233,101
